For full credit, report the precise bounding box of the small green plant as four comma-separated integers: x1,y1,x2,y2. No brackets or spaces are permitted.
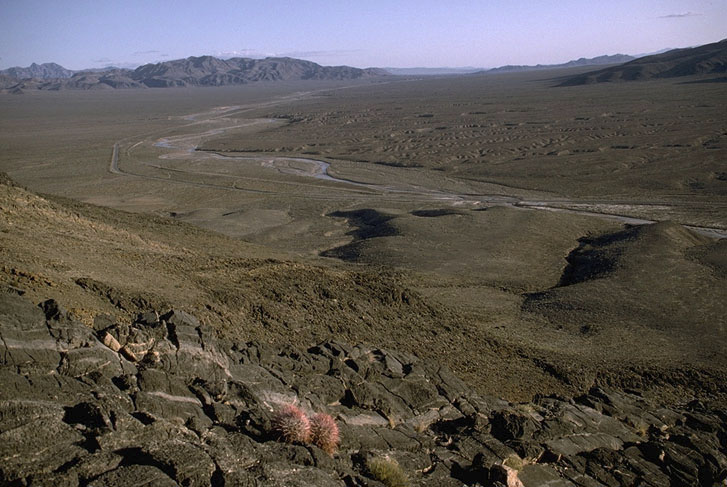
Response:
271,404,311,444
310,412,340,455
367,456,408,487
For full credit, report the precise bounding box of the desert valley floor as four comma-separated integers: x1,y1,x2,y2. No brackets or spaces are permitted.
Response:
2,65,727,486
2,69,726,404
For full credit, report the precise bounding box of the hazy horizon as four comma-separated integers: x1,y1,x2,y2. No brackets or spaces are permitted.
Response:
1,0,725,71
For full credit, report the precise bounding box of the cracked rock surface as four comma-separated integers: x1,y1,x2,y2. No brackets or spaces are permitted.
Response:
1,291,725,486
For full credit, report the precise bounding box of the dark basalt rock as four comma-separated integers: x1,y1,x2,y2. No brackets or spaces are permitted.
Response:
0,291,725,486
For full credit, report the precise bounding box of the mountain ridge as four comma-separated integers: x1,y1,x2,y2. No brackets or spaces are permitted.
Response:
482,53,636,74
383,54,636,76
0,55,388,91
4,39,725,92
1,61,75,79
558,38,727,85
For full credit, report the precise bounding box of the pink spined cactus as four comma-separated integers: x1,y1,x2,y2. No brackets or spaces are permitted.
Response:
272,404,311,444
310,413,340,455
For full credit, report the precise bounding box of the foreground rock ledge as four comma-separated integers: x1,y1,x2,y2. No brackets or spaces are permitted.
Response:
0,291,725,486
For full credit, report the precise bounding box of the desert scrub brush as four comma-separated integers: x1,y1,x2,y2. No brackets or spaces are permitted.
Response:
367,456,408,487
310,413,340,455
271,404,311,444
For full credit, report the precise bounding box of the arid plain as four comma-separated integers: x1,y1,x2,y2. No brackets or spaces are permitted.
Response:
1,68,726,403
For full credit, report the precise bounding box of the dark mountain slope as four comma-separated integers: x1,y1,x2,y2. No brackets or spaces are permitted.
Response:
559,38,727,85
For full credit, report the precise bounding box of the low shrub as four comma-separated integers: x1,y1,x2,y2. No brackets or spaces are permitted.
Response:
367,456,408,487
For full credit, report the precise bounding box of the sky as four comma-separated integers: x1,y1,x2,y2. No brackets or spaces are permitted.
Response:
1,0,725,70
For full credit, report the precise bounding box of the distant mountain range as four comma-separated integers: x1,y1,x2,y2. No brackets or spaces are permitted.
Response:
0,56,388,91
3,40,725,93
1,62,75,80
383,54,637,76
558,38,727,85
384,67,484,76
481,54,636,74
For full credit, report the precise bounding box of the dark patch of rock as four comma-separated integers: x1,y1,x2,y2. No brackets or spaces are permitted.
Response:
0,291,725,486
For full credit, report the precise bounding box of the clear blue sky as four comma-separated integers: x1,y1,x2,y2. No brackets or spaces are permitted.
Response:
1,0,725,70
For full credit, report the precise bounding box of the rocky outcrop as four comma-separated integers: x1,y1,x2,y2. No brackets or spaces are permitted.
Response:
1,290,725,486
